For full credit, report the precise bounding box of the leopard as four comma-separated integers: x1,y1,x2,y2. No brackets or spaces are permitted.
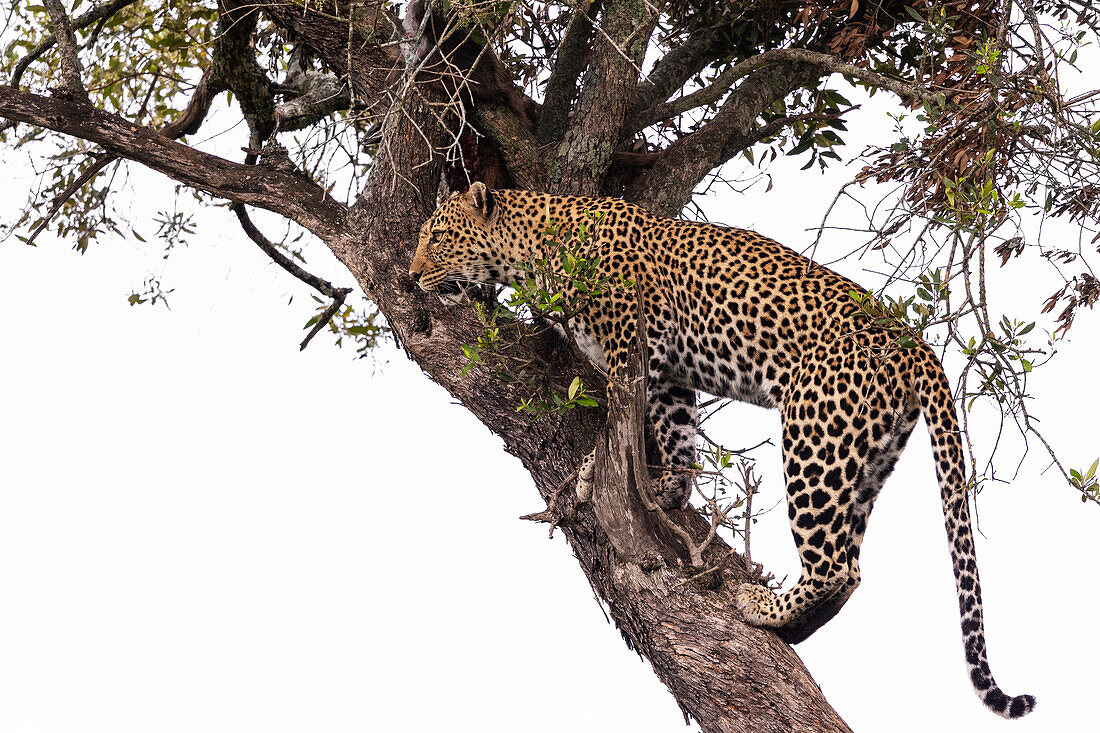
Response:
409,182,1036,719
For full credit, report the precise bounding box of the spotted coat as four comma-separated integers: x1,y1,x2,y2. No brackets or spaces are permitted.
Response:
409,184,1035,719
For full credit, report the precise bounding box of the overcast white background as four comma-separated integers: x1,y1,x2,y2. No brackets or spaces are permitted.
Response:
2,77,1099,733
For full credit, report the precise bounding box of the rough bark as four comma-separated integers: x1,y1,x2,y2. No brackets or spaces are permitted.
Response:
551,0,655,196
536,0,600,146
41,0,88,103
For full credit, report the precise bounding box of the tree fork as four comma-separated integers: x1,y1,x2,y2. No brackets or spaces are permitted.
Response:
333,66,854,733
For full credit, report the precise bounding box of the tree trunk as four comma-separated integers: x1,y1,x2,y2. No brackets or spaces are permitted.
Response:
320,68,853,733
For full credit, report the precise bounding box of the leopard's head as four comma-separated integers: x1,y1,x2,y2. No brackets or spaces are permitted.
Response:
410,183,507,305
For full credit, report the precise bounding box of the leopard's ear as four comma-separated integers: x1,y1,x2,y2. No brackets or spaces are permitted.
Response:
465,182,495,221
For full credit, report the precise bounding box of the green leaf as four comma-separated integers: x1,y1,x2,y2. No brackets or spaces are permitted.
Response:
568,376,582,401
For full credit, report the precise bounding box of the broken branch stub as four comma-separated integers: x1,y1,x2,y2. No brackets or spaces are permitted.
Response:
592,345,667,567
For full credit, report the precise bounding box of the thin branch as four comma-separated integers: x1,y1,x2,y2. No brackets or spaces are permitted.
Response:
230,202,349,297
24,68,226,246
719,107,857,159
26,153,114,245
635,47,941,133
299,289,352,351
230,202,353,351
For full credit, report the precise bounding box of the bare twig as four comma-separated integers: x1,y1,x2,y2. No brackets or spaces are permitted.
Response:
230,202,353,351
520,467,580,537
26,154,114,245
738,461,762,569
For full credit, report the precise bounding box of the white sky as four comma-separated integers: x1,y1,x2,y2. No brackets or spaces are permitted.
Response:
1,86,1098,732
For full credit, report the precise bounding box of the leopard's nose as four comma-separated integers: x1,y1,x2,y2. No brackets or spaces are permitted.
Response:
409,266,422,284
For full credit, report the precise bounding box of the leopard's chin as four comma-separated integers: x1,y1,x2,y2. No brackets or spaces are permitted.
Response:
436,276,473,306
438,291,470,306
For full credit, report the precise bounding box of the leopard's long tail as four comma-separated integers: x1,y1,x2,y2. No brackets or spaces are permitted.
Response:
914,344,1035,719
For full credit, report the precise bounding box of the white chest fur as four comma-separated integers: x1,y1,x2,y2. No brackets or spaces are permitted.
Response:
553,321,608,371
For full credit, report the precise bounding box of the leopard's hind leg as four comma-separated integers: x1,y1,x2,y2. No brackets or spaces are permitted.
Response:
777,403,921,643
737,343,913,633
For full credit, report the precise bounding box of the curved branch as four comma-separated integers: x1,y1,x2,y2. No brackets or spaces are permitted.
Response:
626,61,823,216
635,47,941,133
629,22,736,118
231,203,352,351
0,87,347,240
24,66,225,245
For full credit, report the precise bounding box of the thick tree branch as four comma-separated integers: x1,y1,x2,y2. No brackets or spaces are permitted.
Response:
535,0,600,146
260,0,399,115
0,87,347,240
629,22,736,118
216,0,276,153
41,0,88,103
274,52,352,132
473,103,548,190
9,0,138,90
552,0,656,195
626,61,823,216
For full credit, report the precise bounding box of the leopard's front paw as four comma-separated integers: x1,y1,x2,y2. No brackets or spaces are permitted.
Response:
575,450,596,504
655,472,690,509
736,582,779,627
